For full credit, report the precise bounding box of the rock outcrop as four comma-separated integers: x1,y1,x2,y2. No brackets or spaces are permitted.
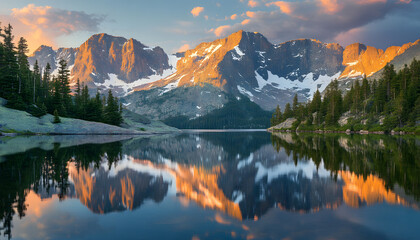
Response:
29,34,175,96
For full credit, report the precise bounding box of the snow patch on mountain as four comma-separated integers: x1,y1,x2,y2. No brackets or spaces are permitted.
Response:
94,55,180,95
341,70,363,78
232,46,245,61
237,86,254,98
102,155,177,195
237,153,254,169
255,160,331,183
255,71,341,98
160,74,185,95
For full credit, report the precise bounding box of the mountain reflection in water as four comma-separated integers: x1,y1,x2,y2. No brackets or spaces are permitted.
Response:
0,132,419,239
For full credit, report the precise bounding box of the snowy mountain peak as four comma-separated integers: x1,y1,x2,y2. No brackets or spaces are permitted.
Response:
139,30,344,110
29,33,173,96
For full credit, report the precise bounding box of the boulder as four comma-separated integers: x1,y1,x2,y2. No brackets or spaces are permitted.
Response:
269,118,297,131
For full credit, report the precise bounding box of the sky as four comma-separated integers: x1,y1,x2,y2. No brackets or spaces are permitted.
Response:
0,0,419,54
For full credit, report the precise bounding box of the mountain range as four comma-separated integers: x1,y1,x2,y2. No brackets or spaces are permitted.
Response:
28,31,420,122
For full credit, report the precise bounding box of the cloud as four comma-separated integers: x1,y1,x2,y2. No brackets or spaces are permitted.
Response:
318,0,341,13
177,43,190,52
242,19,251,25
191,7,204,17
212,0,417,48
248,0,259,8
8,4,103,52
214,25,231,37
246,11,256,18
230,14,238,20
357,0,387,4
266,1,293,14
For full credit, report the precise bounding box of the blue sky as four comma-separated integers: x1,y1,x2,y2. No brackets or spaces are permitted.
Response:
1,0,419,54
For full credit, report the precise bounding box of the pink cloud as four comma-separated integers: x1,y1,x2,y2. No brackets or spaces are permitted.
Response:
9,4,103,52
248,0,259,8
191,7,204,17
246,11,256,18
230,14,238,20
356,0,387,4
214,25,231,37
242,19,251,25
177,44,190,52
266,1,293,14
318,0,341,13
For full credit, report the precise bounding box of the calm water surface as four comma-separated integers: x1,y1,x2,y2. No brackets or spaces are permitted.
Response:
0,132,419,240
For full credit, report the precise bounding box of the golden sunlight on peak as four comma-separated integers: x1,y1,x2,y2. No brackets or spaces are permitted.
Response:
340,171,408,208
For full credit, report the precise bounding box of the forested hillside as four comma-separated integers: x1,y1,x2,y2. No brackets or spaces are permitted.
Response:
0,23,123,126
271,59,420,133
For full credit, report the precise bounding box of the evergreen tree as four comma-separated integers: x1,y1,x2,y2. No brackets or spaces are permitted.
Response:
41,62,51,102
352,80,361,113
283,103,292,120
382,64,396,101
1,24,19,99
92,90,103,122
292,94,299,115
104,90,123,126
53,109,61,124
32,60,42,104
310,89,321,113
74,79,82,118
0,23,5,98
57,59,71,115
271,105,282,126
325,80,342,125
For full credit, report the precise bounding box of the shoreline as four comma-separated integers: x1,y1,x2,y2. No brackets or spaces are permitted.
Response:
0,131,176,137
267,129,417,135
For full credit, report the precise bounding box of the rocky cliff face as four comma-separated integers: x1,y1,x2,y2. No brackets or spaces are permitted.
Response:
141,31,344,110
29,31,420,114
29,34,175,96
340,40,419,79
29,45,77,75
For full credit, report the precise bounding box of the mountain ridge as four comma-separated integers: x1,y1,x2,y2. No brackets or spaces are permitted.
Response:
28,31,420,115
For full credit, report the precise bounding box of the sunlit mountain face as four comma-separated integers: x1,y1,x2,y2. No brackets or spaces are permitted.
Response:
0,133,419,239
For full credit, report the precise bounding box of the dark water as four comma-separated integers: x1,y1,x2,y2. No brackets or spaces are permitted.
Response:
0,132,419,240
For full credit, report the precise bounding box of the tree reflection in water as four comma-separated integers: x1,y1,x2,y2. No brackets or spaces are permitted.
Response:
0,133,419,239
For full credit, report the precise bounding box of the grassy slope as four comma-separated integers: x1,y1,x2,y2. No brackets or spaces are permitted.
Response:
0,104,141,135
0,98,178,135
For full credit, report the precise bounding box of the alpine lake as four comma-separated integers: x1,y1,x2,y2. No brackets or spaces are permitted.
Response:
0,131,419,240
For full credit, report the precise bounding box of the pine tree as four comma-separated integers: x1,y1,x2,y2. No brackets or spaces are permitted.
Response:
343,85,354,112
361,77,370,113
51,76,64,115
93,90,103,122
17,37,31,102
1,24,19,99
283,103,292,120
104,90,123,126
383,64,396,101
53,109,61,124
57,59,71,115
271,105,282,126
42,62,51,101
352,80,361,113
325,80,342,125
0,24,6,98
74,79,82,118
311,89,321,113
32,60,42,104
292,94,299,115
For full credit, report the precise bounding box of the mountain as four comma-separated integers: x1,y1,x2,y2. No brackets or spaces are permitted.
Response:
369,39,420,80
340,40,420,79
29,33,177,96
140,30,344,111
29,31,420,125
